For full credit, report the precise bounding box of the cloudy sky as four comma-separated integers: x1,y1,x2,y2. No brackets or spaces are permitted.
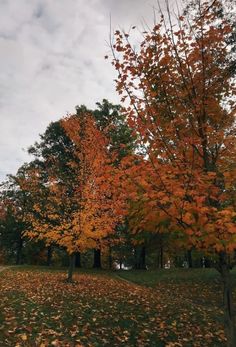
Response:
0,0,174,181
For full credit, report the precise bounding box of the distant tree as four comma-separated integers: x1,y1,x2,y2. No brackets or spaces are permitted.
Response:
27,118,80,270
0,166,33,264
92,99,136,162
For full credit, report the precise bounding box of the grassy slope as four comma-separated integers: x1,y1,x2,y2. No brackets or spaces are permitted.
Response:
115,267,228,286
0,266,232,346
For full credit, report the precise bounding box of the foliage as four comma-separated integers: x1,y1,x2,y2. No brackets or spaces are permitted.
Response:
112,1,236,254
23,111,125,258
76,99,136,163
61,112,125,252
0,168,33,264
111,1,236,343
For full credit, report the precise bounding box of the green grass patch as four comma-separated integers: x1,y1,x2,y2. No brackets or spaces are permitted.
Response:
115,267,227,287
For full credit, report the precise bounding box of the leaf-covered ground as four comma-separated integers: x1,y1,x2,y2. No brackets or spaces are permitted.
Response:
0,268,229,346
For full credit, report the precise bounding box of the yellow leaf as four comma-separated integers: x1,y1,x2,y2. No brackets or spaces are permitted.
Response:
20,333,27,341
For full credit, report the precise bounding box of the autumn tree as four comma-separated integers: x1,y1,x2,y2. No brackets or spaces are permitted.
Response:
61,112,125,271
111,0,236,345
75,100,135,268
24,111,124,281
24,100,133,273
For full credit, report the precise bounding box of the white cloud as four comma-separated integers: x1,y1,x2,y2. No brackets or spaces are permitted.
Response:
0,0,171,180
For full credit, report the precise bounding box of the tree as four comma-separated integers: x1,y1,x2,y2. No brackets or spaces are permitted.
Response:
61,111,125,257
22,164,79,280
112,1,236,345
25,100,132,275
28,119,77,185
0,199,24,264
92,99,136,162
24,111,124,281
27,118,81,273
75,100,135,267
0,166,33,264
76,99,135,162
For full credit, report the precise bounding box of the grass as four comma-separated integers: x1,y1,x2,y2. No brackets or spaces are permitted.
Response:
0,266,232,346
115,267,227,286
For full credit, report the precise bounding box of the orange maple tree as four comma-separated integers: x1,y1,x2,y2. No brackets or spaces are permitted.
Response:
61,113,125,253
111,1,236,344
24,111,124,281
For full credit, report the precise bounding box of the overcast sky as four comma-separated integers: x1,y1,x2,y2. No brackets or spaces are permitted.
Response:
0,0,174,181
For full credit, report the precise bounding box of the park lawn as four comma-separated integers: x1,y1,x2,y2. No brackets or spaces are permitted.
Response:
0,267,230,346
116,267,236,286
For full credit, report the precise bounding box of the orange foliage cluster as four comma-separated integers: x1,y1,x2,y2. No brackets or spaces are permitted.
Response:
112,1,236,254
23,112,125,255
61,113,125,252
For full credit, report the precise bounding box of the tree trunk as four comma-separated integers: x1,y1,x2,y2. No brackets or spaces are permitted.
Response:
134,246,146,269
160,244,164,269
205,257,211,268
140,246,147,270
157,250,160,268
67,253,75,282
218,253,236,347
75,252,81,268
16,236,23,265
93,249,101,269
108,247,113,270
46,245,52,266
134,247,139,269
187,249,193,268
